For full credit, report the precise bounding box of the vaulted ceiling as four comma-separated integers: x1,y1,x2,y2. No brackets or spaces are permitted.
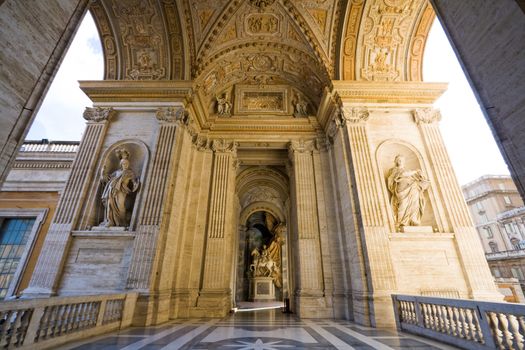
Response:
89,0,434,110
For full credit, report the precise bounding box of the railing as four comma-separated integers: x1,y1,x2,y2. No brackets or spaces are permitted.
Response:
0,293,137,350
393,294,525,350
486,249,525,260
20,142,79,153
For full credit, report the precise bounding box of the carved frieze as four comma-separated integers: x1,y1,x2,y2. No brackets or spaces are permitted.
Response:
83,107,116,122
248,0,276,10
211,139,238,155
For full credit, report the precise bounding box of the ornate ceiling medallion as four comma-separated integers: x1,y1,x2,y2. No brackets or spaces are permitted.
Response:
248,0,276,10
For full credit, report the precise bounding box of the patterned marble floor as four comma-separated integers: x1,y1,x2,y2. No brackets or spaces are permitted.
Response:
61,309,459,350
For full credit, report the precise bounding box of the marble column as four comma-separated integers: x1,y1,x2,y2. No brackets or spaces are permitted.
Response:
288,140,332,318
23,107,115,297
196,139,238,316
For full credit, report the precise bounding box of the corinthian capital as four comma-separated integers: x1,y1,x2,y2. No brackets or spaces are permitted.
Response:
211,139,238,154
156,107,187,124
413,108,442,125
83,107,116,122
341,107,369,124
288,139,315,157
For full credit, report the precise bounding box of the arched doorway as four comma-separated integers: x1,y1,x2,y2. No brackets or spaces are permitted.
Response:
234,166,290,308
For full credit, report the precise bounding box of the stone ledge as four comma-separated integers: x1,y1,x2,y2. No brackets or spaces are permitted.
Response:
72,230,136,239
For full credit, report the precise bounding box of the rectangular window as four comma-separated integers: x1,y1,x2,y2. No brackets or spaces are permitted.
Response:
483,226,494,239
511,267,525,280
476,201,484,211
0,218,35,298
493,267,502,278
505,223,515,235
504,196,512,205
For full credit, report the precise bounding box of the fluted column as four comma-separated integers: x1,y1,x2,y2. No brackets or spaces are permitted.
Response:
288,140,331,317
126,107,186,290
197,139,237,316
24,107,115,296
414,108,500,299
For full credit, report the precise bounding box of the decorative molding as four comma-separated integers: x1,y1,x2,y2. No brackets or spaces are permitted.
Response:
82,107,116,122
341,107,369,124
288,139,315,155
211,139,238,154
413,108,442,125
155,107,187,124
248,0,276,10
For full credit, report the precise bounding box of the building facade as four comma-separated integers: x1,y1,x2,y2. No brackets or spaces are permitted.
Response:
0,140,77,299
463,175,525,300
0,0,511,329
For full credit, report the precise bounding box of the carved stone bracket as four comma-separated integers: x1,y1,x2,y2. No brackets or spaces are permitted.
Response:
341,107,370,124
155,107,188,124
326,109,345,140
83,107,116,123
211,139,238,155
413,108,442,125
192,135,212,151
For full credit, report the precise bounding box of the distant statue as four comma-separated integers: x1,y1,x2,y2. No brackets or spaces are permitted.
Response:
293,92,308,117
249,223,285,288
387,155,429,231
100,148,140,228
216,92,232,117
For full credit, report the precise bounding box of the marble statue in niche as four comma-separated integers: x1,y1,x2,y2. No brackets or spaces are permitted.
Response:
386,155,429,231
249,222,285,288
216,92,232,117
100,148,140,228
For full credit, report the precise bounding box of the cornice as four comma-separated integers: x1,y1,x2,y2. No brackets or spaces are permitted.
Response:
332,81,447,104
79,80,194,103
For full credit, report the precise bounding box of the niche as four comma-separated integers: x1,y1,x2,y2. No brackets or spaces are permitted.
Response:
378,141,436,231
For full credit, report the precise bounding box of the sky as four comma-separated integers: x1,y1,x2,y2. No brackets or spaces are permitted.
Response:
26,12,509,186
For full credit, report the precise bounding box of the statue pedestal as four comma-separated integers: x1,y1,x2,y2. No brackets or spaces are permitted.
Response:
400,225,433,233
250,277,275,301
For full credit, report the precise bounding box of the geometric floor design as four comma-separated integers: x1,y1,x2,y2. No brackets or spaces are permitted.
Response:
60,309,459,350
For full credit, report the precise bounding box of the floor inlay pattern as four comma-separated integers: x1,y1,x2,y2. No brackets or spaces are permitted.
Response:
61,310,459,349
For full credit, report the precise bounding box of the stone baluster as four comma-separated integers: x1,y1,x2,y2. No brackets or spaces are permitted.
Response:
508,314,523,349
489,312,504,347
24,107,115,297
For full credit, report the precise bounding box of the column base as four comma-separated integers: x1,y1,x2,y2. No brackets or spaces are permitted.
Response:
21,287,56,298
133,290,171,326
191,289,231,318
294,290,333,318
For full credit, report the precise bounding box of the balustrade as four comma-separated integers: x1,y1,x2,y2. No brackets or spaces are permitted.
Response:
393,294,525,349
0,293,136,349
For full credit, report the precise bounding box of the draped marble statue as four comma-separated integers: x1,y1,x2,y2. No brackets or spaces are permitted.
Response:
100,148,140,228
387,155,429,231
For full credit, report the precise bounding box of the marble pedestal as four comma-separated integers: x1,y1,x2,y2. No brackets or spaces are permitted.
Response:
250,277,275,301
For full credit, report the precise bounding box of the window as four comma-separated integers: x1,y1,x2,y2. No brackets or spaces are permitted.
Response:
488,241,499,253
511,238,520,250
476,201,484,212
504,196,512,205
511,267,525,280
505,223,516,235
492,267,502,278
483,226,494,239
0,209,46,299
0,218,35,298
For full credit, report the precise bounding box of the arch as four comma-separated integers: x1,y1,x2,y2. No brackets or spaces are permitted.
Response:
89,0,187,81
240,201,285,226
337,0,435,81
